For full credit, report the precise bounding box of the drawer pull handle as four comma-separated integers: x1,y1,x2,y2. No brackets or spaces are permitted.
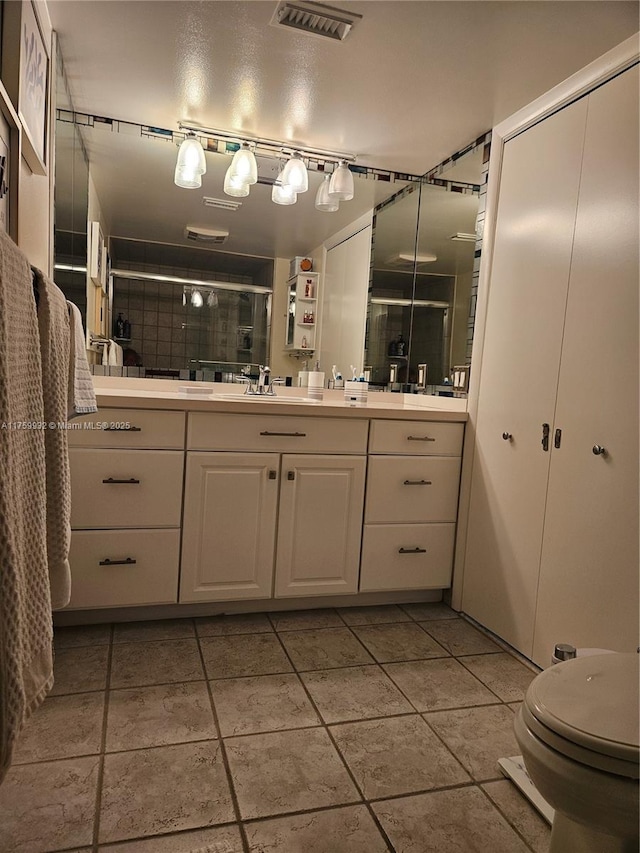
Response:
102,477,140,484
398,547,427,554
407,435,436,442
403,479,432,486
103,425,142,432
259,431,307,437
99,557,137,566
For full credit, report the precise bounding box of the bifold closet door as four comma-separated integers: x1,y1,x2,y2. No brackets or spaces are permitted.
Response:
461,98,588,657
532,65,640,665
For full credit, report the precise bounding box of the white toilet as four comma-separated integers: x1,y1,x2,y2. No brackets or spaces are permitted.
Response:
515,653,639,853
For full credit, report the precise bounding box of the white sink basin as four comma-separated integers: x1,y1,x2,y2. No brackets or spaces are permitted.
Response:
213,394,321,404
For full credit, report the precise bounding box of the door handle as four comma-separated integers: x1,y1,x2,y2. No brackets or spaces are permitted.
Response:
592,445,607,456
260,431,306,437
287,470,295,480
502,432,513,441
99,557,137,566
398,547,427,554
554,428,562,449
541,423,550,452
268,470,277,480
102,477,140,484
407,435,436,442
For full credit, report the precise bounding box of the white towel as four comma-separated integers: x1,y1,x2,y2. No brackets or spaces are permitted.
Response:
67,301,97,418
102,339,110,366
107,339,123,367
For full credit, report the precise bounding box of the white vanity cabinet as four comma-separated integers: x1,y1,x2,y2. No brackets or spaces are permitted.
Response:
67,408,185,609
360,420,464,592
180,412,368,602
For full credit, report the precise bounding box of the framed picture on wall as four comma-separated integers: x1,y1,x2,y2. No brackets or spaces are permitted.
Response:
17,0,49,175
89,220,104,288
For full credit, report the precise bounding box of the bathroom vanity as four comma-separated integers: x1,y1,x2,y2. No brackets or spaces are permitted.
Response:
63,380,466,618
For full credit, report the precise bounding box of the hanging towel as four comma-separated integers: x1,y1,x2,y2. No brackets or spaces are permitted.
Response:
108,339,123,367
0,233,53,784
33,268,72,611
102,338,110,366
67,301,97,418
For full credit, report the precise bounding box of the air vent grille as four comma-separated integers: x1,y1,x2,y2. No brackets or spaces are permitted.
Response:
202,197,242,211
270,1,361,41
185,226,229,244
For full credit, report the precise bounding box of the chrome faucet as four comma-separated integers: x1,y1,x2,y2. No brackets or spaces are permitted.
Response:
257,365,270,393
235,365,285,396
235,365,255,394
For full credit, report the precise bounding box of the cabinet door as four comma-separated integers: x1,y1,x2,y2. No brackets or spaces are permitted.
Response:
462,98,588,657
275,454,366,597
532,67,640,665
180,453,278,602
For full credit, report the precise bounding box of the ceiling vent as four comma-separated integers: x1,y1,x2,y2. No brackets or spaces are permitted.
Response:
185,226,229,244
270,1,362,41
202,197,242,211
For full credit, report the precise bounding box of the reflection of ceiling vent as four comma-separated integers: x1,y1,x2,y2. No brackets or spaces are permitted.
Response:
386,252,438,267
202,197,242,211
449,232,477,242
184,226,229,244
270,1,362,41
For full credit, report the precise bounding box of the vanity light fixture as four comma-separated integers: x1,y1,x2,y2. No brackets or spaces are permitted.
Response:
272,177,297,205
206,289,219,308
281,152,309,193
314,174,339,212
174,133,207,189
227,142,258,185
328,160,354,200
223,166,251,198
190,288,204,308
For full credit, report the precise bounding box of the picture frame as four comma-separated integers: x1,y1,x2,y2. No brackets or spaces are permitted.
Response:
0,78,20,240
89,220,104,288
17,0,49,175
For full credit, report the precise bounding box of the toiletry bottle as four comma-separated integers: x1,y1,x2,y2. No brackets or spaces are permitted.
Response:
123,318,131,339
301,336,307,348
115,313,125,338
396,334,406,356
388,337,398,356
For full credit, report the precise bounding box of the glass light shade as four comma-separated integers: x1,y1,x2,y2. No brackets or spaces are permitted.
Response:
229,143,258,185
281,153,308,193
174,136,206,188
272,180,297,205
191,289,203,308
206,290,218,308
315,175,339,212
224,165,250,197
328,160,354,201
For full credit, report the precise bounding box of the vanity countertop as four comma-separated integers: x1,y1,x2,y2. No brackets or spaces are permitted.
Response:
91,378,468,422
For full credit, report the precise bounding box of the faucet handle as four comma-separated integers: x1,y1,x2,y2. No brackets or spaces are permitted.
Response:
271,377,286,385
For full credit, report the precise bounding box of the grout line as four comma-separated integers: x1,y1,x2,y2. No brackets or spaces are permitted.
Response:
477,781,543,853
91,621,114,852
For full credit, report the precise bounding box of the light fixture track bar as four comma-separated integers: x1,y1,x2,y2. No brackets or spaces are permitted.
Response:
178,122,356,163
110,268,273,295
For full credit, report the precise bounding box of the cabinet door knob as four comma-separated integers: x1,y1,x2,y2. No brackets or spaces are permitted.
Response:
592,445,607,456
502,432,513,441
287,470,295,480
268,470,277,480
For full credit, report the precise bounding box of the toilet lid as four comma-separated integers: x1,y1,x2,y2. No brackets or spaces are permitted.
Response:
525,653,639,765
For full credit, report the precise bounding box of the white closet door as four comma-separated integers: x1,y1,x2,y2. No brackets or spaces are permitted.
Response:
462,98,588,656
532,66,640,665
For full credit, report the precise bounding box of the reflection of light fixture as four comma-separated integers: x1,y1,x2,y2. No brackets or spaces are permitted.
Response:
281,152,308,193
224,166,250,197
315,175,339,212
182,291,187,306
399,252,438,264
228,142,258,185
329,160,354,200
272,171,297,205
206,290,219,308
174,133,207,189
191,288,203,307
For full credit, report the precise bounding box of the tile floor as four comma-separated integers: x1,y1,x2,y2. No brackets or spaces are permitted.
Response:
0,604,552,853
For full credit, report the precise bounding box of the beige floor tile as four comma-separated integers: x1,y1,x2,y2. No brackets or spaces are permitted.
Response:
113,618,195,643
0,756,99,852
54,623,111,648
425,704,520,781
212,673,319,736
12,692,104,764
106,681,216,751
352,622,448,663
482,779,552,853
196,612,273,636
372,786,531,853
337,604,411,625
331,714,469,799
460,653,537,702
245,805,388,853
225,727,360,819
279,627,373,670
508,702,522,714
420,618,502,656
401,602,459,621
98,824,244,852
200,633,293,679
50,644,109,695
301,665,412,723
99,741,233,843
383,657,498,711
110,639,204,688
270,608,344,631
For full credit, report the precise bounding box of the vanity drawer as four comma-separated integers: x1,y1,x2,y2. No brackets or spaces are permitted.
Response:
69,449,184,529
68,409,185,449
365,456,461,523
68,528,180,608
359,523,455,592
187,412,368,454
369,420,464,456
